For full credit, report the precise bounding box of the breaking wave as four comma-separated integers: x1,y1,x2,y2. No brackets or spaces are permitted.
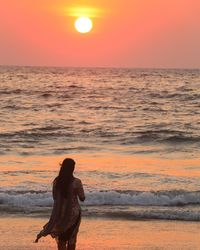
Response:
1,189,200,220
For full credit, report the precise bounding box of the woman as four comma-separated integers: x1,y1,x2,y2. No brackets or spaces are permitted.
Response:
35,158,85,250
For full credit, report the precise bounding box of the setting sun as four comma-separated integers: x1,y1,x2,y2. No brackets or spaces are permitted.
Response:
75,16,93,33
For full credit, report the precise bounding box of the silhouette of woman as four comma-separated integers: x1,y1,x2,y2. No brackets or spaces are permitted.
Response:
35,158,85,250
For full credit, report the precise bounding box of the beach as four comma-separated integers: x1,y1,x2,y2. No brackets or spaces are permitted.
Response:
0,67,200,249
1,216,200,250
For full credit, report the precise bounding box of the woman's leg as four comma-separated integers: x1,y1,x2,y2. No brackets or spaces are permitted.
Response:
67,243,76,250
67,234,77,250
57,239,67,250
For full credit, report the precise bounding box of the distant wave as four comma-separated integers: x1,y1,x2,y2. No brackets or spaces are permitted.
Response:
123,130,200,145
161,135,200,143
0,127,199,144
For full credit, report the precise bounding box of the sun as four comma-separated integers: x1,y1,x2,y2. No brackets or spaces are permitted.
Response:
75,17,93,33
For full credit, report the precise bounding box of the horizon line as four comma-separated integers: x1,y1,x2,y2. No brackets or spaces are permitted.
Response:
0,64,199,70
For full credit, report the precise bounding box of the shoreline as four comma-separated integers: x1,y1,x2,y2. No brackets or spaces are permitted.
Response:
2,211,200,222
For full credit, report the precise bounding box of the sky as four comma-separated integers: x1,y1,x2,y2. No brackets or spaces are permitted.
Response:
0,0,200,68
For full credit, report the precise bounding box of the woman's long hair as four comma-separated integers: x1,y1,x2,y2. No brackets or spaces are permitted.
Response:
54,158,75,198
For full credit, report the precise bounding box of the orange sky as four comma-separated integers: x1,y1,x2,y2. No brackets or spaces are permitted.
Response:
0,0,200,68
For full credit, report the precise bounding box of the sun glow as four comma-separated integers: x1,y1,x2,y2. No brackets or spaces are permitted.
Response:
67,6,100,18
75,17,93,33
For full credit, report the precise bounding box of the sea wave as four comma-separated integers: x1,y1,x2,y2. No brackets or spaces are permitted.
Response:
0,127,200,145
1,189,200,221
123,131,200,145
85,190,200,206
1,189,200,208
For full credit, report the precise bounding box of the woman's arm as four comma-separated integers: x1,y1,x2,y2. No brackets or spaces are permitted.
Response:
77,179,85,202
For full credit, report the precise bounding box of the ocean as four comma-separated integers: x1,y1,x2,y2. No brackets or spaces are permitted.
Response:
0,66,200,221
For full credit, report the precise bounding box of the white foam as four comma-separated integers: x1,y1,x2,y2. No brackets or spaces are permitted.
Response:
1,190,200,208
85,190,200,206
1,190,200,220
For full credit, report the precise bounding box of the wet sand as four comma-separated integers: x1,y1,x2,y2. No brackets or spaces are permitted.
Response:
0,216,200,250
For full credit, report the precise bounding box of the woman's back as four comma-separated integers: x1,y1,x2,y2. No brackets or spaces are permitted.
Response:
71,177,85,208
58,178,85,228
